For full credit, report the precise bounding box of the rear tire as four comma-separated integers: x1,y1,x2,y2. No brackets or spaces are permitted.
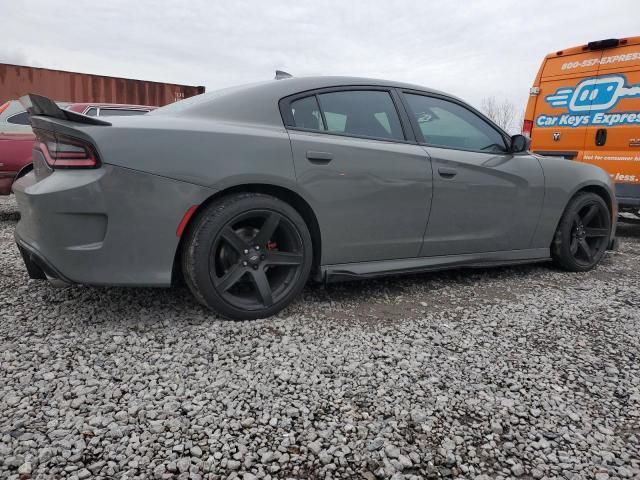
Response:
551,192,611,272
182,193,313,320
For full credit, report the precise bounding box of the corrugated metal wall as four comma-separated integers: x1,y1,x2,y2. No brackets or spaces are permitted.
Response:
0,63,205,106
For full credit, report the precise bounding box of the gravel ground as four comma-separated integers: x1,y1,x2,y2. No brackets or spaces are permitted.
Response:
1,195,639,480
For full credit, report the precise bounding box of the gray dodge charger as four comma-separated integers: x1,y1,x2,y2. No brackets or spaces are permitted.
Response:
14,76,616,320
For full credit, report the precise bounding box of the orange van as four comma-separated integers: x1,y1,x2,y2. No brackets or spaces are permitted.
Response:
524,37,640,210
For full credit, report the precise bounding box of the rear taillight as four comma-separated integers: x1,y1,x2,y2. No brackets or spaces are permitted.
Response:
522,119,533,138
34,129,99,168
0,101,10,115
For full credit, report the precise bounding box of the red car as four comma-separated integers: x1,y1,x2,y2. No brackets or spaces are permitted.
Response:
0,101,156,195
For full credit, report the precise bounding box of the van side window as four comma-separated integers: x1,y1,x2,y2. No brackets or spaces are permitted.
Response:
404,94,507,153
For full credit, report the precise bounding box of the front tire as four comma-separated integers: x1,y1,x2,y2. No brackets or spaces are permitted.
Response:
182,193,313,320
551,192,611,272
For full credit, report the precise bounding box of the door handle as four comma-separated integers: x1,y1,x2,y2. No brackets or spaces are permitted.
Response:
438,167,457,178
306,151,333,164
595,128,607,146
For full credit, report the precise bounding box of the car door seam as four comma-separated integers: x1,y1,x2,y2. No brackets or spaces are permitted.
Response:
418,147,435,257
527,156,547,249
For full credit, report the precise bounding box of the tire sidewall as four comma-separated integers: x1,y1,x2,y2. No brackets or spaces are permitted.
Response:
553,192,610,272
184,194,313,320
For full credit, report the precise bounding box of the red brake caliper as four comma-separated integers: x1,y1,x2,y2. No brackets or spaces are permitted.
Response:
267,241,278,250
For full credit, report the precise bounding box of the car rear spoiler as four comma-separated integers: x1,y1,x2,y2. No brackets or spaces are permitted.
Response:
19,94,112,126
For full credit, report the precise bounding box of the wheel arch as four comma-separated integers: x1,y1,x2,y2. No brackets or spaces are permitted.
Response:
576,184,614,218
171,183,323,285
16,162,34,179
550,182,615,252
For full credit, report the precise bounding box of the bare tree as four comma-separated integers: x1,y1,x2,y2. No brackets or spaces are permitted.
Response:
516,110,525,135
480,96,517,134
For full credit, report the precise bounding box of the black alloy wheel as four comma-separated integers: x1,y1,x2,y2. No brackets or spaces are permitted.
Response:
552,192,611,272
210,210,305,310
182,193,313,320
568,203,610,265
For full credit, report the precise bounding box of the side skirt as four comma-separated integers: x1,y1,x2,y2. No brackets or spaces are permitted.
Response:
321,248,550,283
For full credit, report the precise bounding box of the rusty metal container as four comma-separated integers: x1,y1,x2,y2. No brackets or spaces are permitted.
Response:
0,63,205,106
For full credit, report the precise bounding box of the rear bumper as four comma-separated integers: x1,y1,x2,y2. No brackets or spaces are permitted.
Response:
0,172,16,195
13,156,214,287
15,237,72,284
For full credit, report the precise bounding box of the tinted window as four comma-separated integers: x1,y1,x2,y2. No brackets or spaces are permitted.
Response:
404,94,506,152
84,107,98,116
317,90,404,141
98,109,149,117
290,96,324,130
7,111,30,125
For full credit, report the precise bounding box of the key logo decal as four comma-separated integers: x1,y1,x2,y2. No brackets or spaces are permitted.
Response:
536,74,640,128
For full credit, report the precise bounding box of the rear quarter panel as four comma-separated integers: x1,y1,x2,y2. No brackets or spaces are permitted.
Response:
85,116,300,195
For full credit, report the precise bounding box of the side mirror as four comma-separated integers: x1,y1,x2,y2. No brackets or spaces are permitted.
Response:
510,134,531,153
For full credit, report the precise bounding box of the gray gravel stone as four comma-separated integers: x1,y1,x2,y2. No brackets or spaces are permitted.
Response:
308,440,322,455
1,195,639,479
367,438,385,451
511,463,525,476
176,458,190,473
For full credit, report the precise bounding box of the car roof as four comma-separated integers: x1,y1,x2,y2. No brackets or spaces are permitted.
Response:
268,75,449,95
153,76,458,127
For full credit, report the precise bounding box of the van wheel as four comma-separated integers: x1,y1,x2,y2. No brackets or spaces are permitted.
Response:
182,193,313,320
551,192,611,272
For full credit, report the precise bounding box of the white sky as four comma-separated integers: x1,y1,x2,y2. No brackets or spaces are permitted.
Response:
3,0,639,116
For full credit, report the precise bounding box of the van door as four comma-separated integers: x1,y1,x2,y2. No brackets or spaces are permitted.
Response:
531,50,602,160
582,39,640,206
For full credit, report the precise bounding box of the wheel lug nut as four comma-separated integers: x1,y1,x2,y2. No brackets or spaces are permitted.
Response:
242,261,248,266
260,254,265,260
243,249,249,254
252,265,258,270
255,245,260,250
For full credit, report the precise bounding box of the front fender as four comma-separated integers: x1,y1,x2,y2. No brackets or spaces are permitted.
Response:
530,157,616,248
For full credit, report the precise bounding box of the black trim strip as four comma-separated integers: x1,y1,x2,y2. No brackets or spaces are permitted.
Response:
618,197,640,207
533,150,578,159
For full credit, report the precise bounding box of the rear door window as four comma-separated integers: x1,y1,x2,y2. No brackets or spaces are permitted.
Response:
404,93,507,152
317,90,405,141
98,109,149,117
7,111,30,125
290,96,325,130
